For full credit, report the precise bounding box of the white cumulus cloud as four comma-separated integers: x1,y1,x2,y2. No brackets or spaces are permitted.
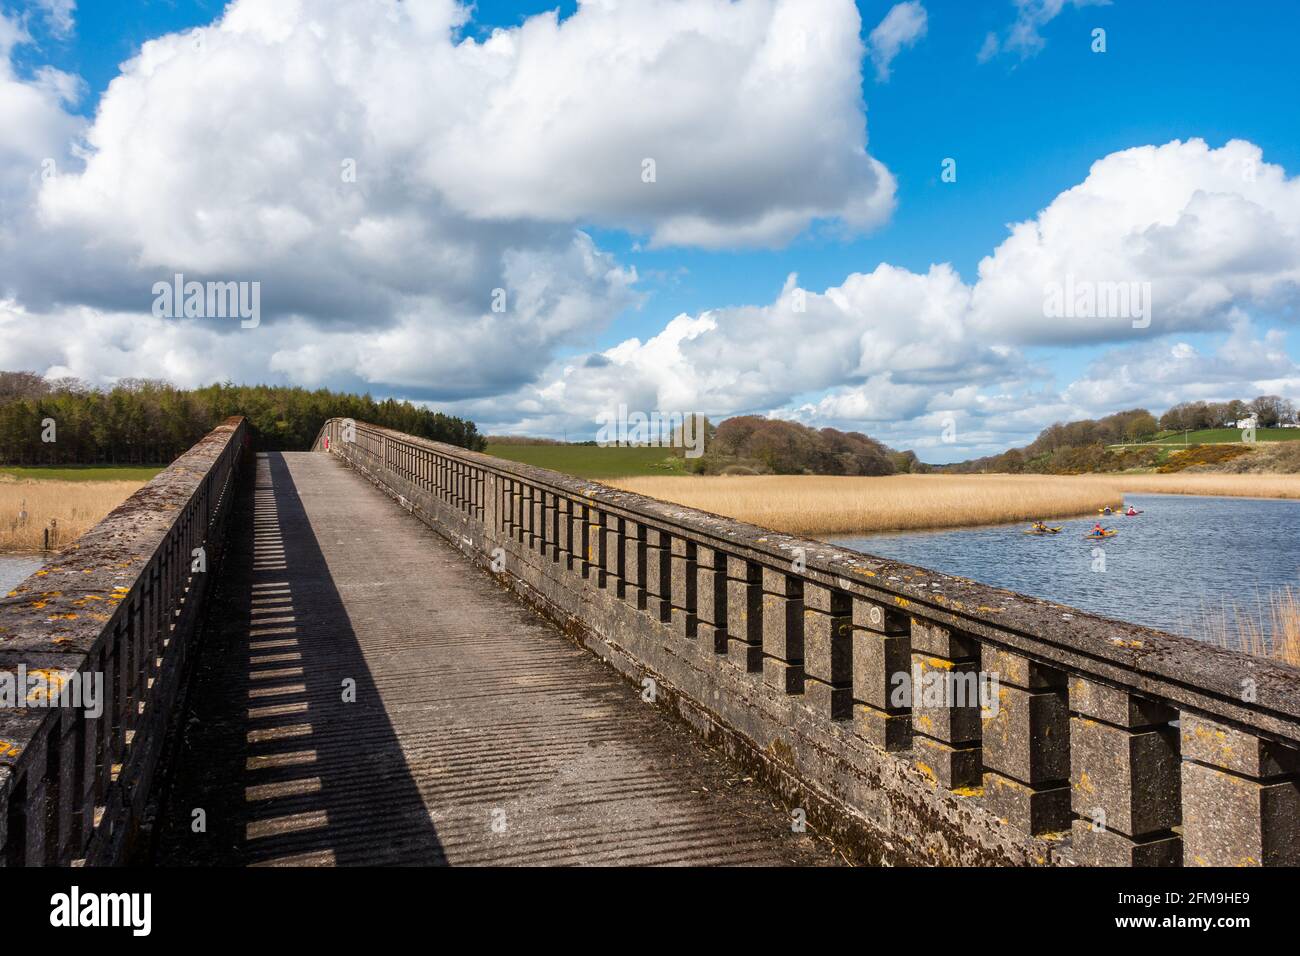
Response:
867,1,927,82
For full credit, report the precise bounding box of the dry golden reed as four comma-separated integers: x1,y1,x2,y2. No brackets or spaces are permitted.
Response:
1192,587,1300,668
607,472,1300,537
0,479,145,552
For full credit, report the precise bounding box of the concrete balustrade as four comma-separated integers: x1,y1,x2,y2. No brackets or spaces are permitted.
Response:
315,419,1300,867
0,417,248,866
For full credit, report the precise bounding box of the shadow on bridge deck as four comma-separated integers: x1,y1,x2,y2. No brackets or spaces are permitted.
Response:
152,452,840,866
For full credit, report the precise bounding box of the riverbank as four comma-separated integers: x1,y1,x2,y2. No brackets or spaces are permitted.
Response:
608,472,1300,536
0,477,146,552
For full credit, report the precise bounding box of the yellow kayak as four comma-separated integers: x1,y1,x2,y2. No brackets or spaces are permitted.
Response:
1023,526,1063,535
1084,529,1118,538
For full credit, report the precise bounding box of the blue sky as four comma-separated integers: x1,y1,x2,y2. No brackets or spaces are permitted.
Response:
2,0,1298,461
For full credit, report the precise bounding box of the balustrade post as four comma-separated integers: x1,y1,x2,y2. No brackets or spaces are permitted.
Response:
587,509,606,587
1068,677,1181,865
20,734,50,865
603,514,625,594
980,646,1071,834
851,599,911,750
555,497,572,570
542,492,558,562
909,619,981,789
724,557,762,672
643,528,672,622
669,537,697,640
512,486,527,546
530,488,544,554
483,474,498,539
622,520,647,610
570,501,589,578
695,546,728,654
1180,713,1300,866
803,584,852,720
761,568,803,694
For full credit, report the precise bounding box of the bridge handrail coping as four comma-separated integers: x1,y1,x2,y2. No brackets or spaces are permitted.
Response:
314,418,1300,747
0,416,248,864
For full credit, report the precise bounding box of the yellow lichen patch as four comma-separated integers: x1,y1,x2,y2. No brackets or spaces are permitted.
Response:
35,570,49,577
893,596,910,608
1111,637,1143,648
915,761,937,784
976,606,1002,614
48,613,78,621
951,786,983,798
29,600,48,610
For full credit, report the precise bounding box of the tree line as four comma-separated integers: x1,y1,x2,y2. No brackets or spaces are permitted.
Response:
691,415,926,476
1159,395,1295,431
0,372,486,465
949,394,1297,474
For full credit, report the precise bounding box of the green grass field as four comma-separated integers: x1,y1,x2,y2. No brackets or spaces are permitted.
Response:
484,444,688,479
0,465,165,482
1143,428,1300,445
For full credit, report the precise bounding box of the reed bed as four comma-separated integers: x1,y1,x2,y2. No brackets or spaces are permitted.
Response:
607,474,1125,536
609,472,1300,537
0,479,145,552
1088,472,1300,499
1187,587,1300,668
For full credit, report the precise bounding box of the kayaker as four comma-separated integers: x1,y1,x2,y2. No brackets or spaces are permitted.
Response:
1125,506,1138,516
1033,520,1048,533
1091,522,1105,535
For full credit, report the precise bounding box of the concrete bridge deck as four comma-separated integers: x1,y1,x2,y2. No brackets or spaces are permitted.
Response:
153,452,839,866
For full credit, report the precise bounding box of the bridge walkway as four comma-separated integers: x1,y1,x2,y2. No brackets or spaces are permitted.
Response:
152,452,839,866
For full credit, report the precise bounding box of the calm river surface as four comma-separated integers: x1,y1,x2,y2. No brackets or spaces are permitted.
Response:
829,494,1300,640
0,554,46,594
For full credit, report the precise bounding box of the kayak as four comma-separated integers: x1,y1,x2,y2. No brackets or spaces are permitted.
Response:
1085,530,1118,538
1122,510,1143,516
1098,508,1117,515
1023,527,1063,535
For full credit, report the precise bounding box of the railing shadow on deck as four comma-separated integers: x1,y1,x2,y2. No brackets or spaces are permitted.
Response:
152,452,446,866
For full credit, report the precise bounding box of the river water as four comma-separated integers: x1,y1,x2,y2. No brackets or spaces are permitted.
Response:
829,493,1300,642
0,554,46,594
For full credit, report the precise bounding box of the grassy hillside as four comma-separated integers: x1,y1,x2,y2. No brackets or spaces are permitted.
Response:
484,443,688,479
1140,428,1300,445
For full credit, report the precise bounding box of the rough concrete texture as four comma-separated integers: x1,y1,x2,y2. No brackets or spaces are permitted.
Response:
154,453,841,866
1,417,246,866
